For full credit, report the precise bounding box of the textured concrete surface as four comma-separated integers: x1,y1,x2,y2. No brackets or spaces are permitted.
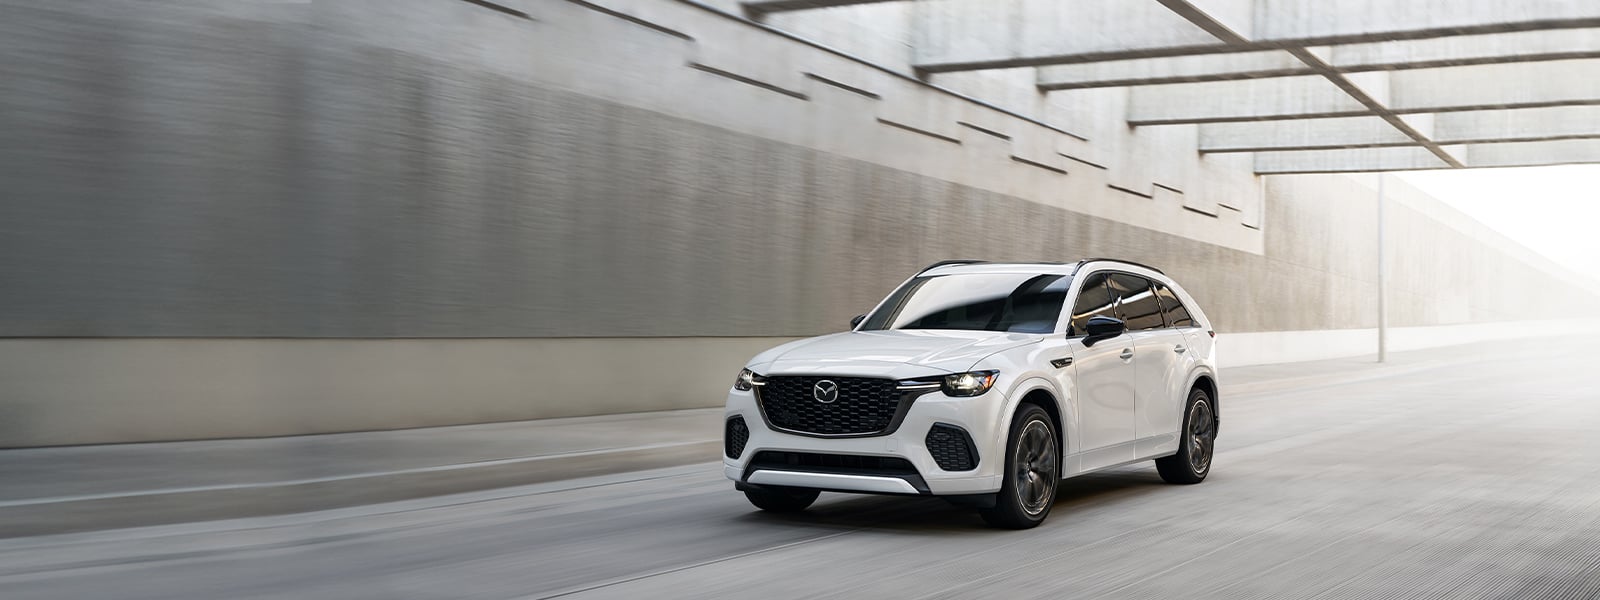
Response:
1,337,1597,598
3,0,1598,446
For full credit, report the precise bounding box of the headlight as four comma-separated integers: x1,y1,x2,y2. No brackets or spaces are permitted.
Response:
938,370,1000,397
733,368,765,391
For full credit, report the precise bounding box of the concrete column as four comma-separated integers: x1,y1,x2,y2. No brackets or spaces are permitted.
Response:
1377,174,1388,363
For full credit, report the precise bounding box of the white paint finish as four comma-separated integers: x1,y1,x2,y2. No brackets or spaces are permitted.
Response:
1066,335,1138,465
724,261,1215,502
1133,328,1191,441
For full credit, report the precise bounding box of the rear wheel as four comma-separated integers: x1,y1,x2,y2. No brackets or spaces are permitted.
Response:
979,404,1058,529
744,486,820,512
1156,388,1216,484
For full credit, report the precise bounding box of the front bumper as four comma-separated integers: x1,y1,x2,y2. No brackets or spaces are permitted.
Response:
722,387,1006,496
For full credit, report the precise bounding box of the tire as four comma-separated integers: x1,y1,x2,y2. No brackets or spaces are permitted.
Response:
1156,387,1217,484
979,404,1059,529
744,486,821,513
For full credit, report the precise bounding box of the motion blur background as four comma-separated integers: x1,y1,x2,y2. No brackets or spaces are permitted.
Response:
4,0,1598,447
3,2,1600,598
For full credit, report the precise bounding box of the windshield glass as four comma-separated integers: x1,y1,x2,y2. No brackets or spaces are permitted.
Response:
859,273,1071,333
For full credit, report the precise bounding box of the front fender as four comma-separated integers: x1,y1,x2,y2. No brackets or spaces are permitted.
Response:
995,375,1079,459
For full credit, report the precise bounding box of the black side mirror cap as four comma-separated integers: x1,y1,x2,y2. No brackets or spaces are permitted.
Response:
1081,315,1127,347
850,314,866,328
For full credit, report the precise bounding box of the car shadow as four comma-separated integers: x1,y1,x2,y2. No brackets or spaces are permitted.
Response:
736,465,1169,533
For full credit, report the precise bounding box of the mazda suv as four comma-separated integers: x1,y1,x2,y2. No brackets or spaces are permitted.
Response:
722,259,1219,528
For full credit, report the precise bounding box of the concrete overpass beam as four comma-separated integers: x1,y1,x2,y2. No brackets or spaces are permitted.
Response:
741,0,904,17
912,0,1230,73
1198,116,1417,152
1388,58,1600,112
1253,146,1455,173
1037,51,1311,90
1459,139,1600,168
1328,28,1600,71
1431,106,1600,144
915,0,1600,73
1127,75,1370,125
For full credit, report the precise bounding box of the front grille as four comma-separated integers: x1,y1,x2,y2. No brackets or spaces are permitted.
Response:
926,423,979,471
757,376,903,436
749,451,919,477
725,416,749,459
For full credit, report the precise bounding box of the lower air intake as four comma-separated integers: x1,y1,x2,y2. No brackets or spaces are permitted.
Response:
926,423,979,471
725,416,749,459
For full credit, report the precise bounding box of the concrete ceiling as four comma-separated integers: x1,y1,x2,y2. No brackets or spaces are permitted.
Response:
742,0,1600,173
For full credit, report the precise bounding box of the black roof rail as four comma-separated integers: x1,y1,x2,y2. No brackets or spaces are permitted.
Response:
917,259,988,274
1072,258,1165,275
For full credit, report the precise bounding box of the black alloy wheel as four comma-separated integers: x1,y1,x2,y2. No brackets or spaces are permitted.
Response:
1156,388,1216,484
980,404,1058,529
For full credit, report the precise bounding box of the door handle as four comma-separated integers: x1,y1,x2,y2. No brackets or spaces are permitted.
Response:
1119,348,1134,360
1174,345,1187,354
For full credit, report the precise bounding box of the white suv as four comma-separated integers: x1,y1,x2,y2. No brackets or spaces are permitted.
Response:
722,259,1219,528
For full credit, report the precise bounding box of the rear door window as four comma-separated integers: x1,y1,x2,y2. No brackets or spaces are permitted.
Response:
1109,274,1164,331
1153,283,1195,328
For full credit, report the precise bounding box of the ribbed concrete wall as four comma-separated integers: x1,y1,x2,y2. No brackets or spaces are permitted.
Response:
1,0,1594,445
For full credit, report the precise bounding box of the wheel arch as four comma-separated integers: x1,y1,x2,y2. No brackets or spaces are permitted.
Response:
999,377,1074,463
1188,370,1219,430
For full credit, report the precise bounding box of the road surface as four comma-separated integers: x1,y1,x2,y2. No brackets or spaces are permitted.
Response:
2,338,1598,599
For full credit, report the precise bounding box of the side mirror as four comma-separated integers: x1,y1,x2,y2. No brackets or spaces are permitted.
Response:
850,314,866,328
1081,316,1126,347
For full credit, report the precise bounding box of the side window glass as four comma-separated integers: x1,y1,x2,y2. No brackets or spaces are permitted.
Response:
1068,273,1115,336
1109,274,1163,331
1153,283,1195,328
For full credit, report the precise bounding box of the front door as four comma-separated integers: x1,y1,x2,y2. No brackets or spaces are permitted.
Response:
1063,272,1137,471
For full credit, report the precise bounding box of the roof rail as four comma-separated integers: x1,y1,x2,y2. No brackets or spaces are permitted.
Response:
1072,258,1165,275
917,259,988,274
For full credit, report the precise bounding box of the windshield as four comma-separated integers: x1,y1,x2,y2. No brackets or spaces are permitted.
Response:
858,273,1071,333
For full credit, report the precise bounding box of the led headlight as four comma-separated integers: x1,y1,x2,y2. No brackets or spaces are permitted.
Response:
732,368,765,391
942,370,999,397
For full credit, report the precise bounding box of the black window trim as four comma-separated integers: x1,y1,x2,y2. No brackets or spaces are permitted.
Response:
1069,269,1197,336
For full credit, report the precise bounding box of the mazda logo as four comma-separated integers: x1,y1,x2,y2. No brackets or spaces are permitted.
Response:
813,380,839,404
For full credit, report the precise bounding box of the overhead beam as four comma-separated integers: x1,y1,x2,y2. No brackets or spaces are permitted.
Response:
916,0,1600,73
741,0,901,17
1198,116,1423,152
1431,106,1600,144
1201,106,1600,152
1254,147,1455,174
1458,139,1600,168
1038,29,1600,90
1129,59,1600,124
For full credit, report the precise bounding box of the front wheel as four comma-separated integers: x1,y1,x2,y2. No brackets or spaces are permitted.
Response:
744,486,820,512
979,404,1059,529
1155,388,1216,484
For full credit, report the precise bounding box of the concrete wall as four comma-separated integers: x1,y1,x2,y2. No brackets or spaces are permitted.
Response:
1,0,1595,446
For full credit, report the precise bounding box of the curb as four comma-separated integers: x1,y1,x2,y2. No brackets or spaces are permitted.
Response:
0,440,722,538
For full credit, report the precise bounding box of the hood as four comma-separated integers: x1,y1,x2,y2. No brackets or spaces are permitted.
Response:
752,330,1042,378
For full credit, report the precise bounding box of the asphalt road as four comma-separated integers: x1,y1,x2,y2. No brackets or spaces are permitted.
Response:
3,338,1599,599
